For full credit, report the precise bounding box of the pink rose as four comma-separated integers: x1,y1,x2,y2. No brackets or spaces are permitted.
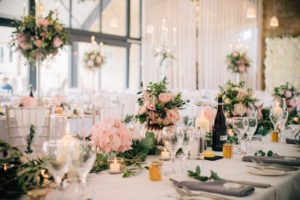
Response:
232,51,239,57
165,109,180,125
158,93,173,104
284,90,292,99
233,103,247,116
53,37,63,48
35,39,43,48
239,65,246,73
20,96,38,108
147,102,156,111
38,19,49,27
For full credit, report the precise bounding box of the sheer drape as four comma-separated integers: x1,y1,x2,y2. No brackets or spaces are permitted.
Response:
142,0,261,90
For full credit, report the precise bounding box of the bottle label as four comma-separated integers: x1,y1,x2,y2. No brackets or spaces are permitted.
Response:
220,135,228,141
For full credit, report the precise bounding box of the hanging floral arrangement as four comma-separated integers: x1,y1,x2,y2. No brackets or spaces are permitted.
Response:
11,11,68,64
226,51,251,74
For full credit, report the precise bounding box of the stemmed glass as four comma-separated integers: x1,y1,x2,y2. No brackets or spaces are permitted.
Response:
70,141,96,185
246,105,258,152
180,126,197,172
43,140,70,188
162,126,184,175
232,117,249,154
270,102,283,134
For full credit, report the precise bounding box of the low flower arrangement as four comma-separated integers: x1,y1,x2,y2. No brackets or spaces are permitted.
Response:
90,118,133,153
226,51,251,74
11,11,68,63
272,82,300,125
83,50,105,69
218,81,257,117
135,78,186,130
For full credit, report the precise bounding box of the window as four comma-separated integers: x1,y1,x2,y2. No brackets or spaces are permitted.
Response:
43,0,70,28
72,0,100,32
130,0,140,38
0,0,28,19
101,0,126,36
129,44,140,90
0,26,28,93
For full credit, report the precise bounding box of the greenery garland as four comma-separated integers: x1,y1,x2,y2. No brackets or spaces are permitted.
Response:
25,125,35,154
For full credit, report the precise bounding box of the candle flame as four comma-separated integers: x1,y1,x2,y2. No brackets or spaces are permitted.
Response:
3,163,8,171
66,123,70,134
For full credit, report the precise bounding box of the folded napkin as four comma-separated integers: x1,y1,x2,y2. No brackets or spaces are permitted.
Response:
286,138,300,145
171,180,255,197
242,155,300,167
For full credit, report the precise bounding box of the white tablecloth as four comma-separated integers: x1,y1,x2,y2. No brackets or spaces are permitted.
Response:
46,142,300,200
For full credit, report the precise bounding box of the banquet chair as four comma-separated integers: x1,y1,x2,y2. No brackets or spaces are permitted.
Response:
92,103,125,125
5,106,51,153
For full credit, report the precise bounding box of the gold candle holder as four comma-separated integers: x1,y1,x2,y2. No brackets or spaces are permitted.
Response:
149,161,163,181
222,143,232,159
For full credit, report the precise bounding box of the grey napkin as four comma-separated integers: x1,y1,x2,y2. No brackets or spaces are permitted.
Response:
242,155,300,166
171,180,255,197
286,138,300,145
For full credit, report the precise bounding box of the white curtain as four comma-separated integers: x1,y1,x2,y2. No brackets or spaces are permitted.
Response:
142,0,261,90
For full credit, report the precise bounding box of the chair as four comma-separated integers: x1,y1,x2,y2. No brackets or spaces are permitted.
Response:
92,103,124,125
5,106,51,153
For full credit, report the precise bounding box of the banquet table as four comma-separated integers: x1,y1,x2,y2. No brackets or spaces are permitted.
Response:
45,141,300,200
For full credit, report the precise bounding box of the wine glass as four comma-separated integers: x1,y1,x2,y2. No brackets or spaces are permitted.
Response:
70,141,96,185
180,126,197,172
43,140,70,188
246,105,258,152
231,117,249,154
162,126,184,175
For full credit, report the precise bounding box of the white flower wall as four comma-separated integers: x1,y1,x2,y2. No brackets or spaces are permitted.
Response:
265,37,300,91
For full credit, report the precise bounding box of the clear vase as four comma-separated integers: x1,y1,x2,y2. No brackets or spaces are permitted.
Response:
140,124,163,142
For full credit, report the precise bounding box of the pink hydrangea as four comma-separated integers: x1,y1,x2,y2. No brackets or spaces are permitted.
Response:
158,93,173,104
90,118,132,153
53,37,63,48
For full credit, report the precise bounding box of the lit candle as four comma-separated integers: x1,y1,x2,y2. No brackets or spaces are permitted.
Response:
195,111,210,132
3,163,8,171
109,158,121,173
273,102,282,115
23,3,26,17
228,128,234,136
173,27,176,47
160,148,170,160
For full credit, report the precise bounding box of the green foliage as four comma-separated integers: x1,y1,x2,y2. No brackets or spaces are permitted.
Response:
25,124,35,154
91,154,109,173
218,80,257,117
118,132,158,165
188,166,221,182
254,150,273,157
123,114,134,124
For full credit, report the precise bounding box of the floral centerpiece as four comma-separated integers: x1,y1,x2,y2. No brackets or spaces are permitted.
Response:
226,51,251,74
83,50,105,69
273,82,300,125
135,78,186,140
218,81,257,117
90,118,133,153
11,11,68,63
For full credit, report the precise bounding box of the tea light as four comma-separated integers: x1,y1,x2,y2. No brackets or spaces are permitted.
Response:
109,158,121,174
3,163,8,171
228,129,234,136
160,148,170,160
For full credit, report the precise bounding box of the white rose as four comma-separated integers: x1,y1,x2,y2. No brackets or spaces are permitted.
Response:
224,98,231,104
233,103,247,116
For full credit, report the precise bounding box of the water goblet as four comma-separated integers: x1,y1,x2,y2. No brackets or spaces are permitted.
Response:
231,117,249,154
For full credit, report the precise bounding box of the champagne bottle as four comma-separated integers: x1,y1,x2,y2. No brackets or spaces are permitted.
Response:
29,85,34,98
212,97,227,151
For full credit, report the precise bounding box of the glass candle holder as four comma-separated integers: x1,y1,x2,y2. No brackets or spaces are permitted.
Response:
223,143,233,159
149,161,162,181
108,157,124,174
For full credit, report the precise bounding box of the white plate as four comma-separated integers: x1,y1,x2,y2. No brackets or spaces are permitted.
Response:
248,168,288,176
